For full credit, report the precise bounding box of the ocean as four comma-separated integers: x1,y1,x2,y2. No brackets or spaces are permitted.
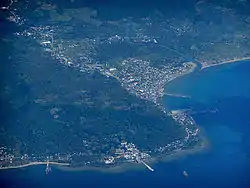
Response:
1,0,250,187
1,61,250,188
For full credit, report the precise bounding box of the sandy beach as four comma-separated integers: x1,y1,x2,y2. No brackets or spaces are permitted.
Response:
201,57,250,70
0,161,70,170
166,61,198,85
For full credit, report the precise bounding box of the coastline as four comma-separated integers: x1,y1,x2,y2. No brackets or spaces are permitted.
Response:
200,57,250,70
51,61,205,173
164,57,250,96
51,55,248,174
0,131,209,173
0,60,207,173
165,61,198,87
2,57,245,173
55,136,209,174
0,161,70,170
179,61,198,78
163,61,198,98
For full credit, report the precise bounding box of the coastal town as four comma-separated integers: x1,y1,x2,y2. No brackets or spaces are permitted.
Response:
103,58,196,106
0,107,202,172
1,0,249,173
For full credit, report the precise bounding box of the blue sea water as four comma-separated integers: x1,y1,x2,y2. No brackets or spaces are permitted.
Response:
1,0,250,186
1,61,250,188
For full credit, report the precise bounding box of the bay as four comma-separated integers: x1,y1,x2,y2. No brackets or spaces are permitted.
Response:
1,61,250,187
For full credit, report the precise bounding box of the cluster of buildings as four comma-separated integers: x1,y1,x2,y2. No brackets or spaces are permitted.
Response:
106,58,194,106
155,110,201,155
15,20,197,109
104,141,154,171
5,7,210,172
0,148,73,169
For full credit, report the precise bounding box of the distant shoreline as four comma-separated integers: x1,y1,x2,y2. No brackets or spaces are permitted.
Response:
0,161,70,170
164,57,250,96
200,57,250,70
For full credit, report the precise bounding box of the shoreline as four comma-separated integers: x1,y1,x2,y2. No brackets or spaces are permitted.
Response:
2,57,243,173
0,60,207,173
0,134,209,173
55,56,248,173
164,61,198,88
0,161,70,170
55,136,209,173
200,57,250,70
163,61,198,96
164,57,250,96
180,61,198,77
